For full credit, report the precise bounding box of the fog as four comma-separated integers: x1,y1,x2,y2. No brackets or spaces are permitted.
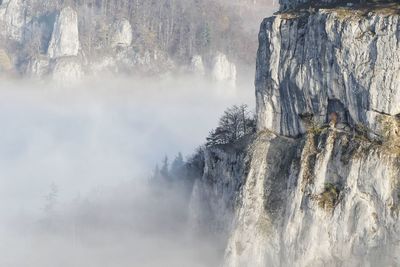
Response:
0,74,254,267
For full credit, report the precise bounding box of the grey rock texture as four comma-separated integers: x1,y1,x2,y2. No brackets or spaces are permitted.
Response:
0,0,25,41
256,9,400,137
221,129,400,266
51,56,83,82
21,6,84,82
47,7,80,59
188,139,252,241
189,4,400,267
190,130,400,266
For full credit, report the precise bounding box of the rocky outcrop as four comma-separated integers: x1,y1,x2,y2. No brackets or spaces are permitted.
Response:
212,53,237,86
190,129,400,267
256,8,400,137
110,19,133,48
26,56,49,78
47,7,80,59
0,4,84,80
189,3,400,267
221,129,400,266
0,0,25,41
51,57,83,82
188,139,252,236
189,127,400,266
42,7,83,82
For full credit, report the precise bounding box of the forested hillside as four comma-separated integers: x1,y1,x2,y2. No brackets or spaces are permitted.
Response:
0,0,275,79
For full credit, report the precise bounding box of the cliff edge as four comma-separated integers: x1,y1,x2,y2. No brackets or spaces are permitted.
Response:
189,1,400,266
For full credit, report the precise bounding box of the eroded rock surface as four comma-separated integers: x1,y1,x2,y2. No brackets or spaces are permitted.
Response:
47,7,80,59
189,3,400,267
51,57,83,82
223,129,400,266
0,0,25,41
256,9,400,137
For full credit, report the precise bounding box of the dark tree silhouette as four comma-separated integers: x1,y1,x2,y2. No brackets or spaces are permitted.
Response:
206,104,255,146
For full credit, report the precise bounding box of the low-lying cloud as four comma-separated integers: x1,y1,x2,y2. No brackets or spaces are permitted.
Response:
0,74,254,267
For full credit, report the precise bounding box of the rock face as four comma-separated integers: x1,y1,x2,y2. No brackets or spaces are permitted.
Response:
51,57,83,82
189,4,400,267
188,140,252,236
212,53,237,86
43,7,83,82
0,0,25,41
256,10,400,137
26,56,49,78
47,7,80,59
220,129,400,266
191,130,400,266
110,19,133,48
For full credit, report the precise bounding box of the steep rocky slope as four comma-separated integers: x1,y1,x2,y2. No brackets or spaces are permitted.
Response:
189,1,400,266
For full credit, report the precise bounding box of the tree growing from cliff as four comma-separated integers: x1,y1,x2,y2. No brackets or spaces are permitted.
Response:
206,104,255,146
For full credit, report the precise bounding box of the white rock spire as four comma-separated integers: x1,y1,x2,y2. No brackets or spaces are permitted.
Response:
47,7,80,59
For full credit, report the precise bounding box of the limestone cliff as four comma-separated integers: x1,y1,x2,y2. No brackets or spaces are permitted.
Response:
25,7,83,81
0,0,254,83
220,129,400,266
212,52,238,86
0,0,25,41
47,6,80,59
189,1,400,266
256,4,400,137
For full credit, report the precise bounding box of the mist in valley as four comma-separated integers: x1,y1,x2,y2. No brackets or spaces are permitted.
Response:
0,75,254,267
0,0,279,265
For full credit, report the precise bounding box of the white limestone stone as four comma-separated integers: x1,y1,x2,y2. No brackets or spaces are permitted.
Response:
256,11,400,136
47,7,80,59
212,52,237,86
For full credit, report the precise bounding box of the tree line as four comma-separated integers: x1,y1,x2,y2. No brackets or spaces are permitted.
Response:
17,0,265,65
151,104,255,187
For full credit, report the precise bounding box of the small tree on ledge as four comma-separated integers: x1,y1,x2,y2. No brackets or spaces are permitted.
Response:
206,104,255,147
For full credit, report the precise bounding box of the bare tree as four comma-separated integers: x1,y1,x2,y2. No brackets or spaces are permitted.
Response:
206,104,255,146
